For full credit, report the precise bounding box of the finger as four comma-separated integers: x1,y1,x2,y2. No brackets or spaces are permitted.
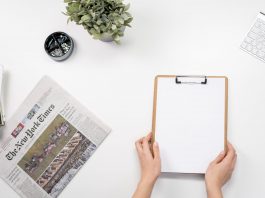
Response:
153,141,161,160
228,142,236,153
135,139,143,154
136,137,143,144
224,143,236,162
142,135,151,150
231,153,237,169
138,137,144,144
146,132,153,142
212,151,226,164
142,135,152,156
146,132,153,150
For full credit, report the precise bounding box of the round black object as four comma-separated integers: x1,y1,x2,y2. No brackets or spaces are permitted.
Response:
44,32,74,61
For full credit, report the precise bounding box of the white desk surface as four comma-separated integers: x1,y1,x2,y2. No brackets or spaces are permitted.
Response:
0,0,265,197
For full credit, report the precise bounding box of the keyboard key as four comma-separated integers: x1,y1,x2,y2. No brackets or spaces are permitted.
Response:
260,24,265,31
251,27,260,34
246,45,253,51
257,37,264,42
251,40,257,46
257,43,263,50
244,37,253,43
257,51,265,58
248,32,258,39
252,48,258,54
255,22,262,28
257,18,265,24
241,42,247,49
258,31,265,36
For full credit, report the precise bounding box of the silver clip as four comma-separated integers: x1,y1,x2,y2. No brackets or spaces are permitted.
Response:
175,75,207,84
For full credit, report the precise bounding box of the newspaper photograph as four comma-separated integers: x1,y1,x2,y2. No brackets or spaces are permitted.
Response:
0,76,111,198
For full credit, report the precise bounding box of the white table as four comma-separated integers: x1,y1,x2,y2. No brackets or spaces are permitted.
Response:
0,0,265,197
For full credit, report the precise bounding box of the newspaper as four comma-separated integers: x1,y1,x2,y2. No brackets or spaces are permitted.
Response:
0,76,111,198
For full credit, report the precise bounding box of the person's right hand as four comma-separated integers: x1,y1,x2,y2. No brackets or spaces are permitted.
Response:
132,133,161,198
135,133,161,185
205,142,237,197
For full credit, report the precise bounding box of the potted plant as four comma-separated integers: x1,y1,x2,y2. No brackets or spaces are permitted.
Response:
64,0,133,44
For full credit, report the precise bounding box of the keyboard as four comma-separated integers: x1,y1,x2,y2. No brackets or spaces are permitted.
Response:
241,12,265,62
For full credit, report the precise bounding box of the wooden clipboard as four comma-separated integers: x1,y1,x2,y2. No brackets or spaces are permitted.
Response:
151,75,228,173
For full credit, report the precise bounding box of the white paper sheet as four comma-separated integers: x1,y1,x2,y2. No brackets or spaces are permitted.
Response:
155,77,226,173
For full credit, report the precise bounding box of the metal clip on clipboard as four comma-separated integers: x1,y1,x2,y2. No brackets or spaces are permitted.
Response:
175,75,207,84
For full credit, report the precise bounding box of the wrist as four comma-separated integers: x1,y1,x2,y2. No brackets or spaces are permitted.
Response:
205,178,221,191
139,177,156,188
133,178,156,198
206,184,222,198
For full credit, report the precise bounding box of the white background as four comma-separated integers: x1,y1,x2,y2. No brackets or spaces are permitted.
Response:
0,0,265,197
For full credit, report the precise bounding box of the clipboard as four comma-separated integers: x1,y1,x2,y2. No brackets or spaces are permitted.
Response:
151,75,228,173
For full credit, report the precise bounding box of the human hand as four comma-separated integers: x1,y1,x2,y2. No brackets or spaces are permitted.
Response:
135,132,161,186
205,142,237,197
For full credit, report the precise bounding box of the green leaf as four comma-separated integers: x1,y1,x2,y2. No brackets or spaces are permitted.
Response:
67,3,80,13
124,3,130,11
93,33,101,39
67,17,72,24
118,18,124,24
93,25,100,32
100,24,107,32
111,24,117,30
121,13,129,20
113,34,121,44
89,28,97,34
125,17,133,23
81,0,90,4
81,14,91,22
96,19,103,25
125,12,132,18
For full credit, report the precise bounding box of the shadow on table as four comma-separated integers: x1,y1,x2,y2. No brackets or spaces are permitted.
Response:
0,69,10,140
160,172,204,181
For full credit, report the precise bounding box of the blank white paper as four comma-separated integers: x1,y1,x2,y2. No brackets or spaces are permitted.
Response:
155,77,226,173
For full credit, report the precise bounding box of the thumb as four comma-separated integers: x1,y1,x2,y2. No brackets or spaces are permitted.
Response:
212,151,226,164
153,141,160,160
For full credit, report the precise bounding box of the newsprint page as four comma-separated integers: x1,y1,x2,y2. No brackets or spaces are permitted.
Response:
0,76,111,198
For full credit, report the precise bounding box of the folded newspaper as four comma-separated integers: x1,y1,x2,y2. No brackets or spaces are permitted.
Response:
0,76,111,198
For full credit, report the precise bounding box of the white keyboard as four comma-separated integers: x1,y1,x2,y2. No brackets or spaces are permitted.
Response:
241,12,265,62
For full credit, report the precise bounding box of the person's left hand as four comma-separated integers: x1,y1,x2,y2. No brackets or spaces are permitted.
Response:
135,132,161,186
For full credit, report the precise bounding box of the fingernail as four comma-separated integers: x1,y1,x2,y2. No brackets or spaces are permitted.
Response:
220,151,225,155
154,142,158,147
